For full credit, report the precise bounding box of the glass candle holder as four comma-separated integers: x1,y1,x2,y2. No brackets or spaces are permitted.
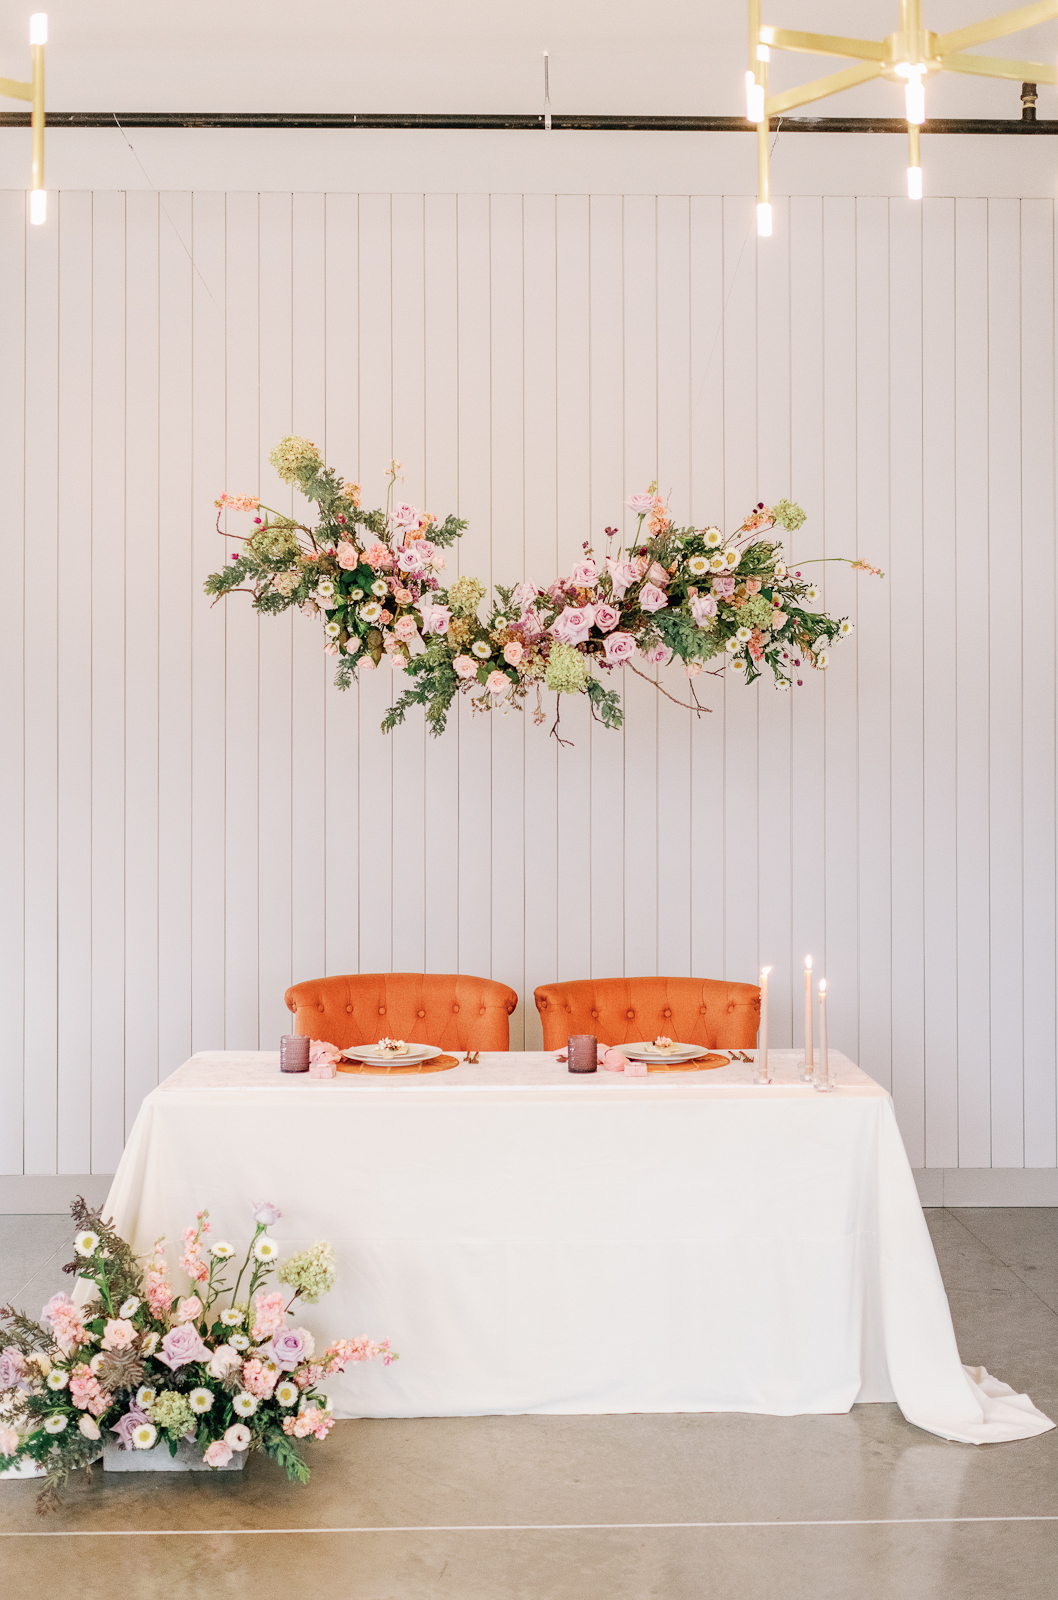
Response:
280,1034,311,1073
567,1034,598,1074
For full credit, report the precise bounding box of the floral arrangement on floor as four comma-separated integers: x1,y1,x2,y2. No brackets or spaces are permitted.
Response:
0,1197,395,1513
204,437,882,740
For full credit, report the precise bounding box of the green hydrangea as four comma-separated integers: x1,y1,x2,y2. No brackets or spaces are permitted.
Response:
769,498,806,532
545,642,589,694
251,521,301,562
738,595,776,631
149,1390,194,1438
277,1242,337,1306
269,436,322,483
448,576,487,615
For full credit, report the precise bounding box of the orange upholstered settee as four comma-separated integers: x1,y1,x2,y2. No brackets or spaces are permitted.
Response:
284,972,519,1054
533,976,761,1052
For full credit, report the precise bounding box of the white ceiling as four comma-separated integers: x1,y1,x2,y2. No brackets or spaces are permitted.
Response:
0,1,1055,117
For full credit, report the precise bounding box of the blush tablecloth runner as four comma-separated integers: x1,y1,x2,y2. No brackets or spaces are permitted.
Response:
99,1049,1053,1444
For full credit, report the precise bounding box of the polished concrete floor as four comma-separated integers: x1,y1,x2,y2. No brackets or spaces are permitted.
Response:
1,1208,1055,1598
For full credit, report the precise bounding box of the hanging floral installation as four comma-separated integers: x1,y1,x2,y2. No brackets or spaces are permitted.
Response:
205,437,882,741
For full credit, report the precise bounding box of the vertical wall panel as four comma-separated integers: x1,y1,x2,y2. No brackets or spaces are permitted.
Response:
2,185,1056,1177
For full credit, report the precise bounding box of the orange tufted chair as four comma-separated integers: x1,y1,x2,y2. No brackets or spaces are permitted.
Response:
534,976,761,1052
285,972,518,1054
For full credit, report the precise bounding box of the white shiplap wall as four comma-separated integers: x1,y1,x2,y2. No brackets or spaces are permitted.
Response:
0,188,1055,1179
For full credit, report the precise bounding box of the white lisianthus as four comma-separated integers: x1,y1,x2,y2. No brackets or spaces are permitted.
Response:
44,1415,67,1434
735,627,752,643
359,602,383,624
224,1423,252,1451
253,1236,279,1264
813,635,829,652
815,651,830,669
210,1243,235,1260
838,619,853,636
136,1386,157,1408
370,579,389,598
232,1392,259,1418
686,554,709,576
228,1333,250,1352
189,1388,214,1414
78,1415,101,1441
74,1231,99,1257
118,1296,140,1318
471,640,491,659
703,527,723,548
132,1423,158,1450
275,1381,299,1408
140,1332,159,1356
220,1308,244,1327
47,1369,70,1390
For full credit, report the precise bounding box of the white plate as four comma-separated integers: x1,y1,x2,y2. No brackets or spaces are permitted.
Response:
342,1043,441,1064
621,1041,706,1063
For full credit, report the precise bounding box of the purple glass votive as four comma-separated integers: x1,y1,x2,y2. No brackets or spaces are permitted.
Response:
280,1034,310,1073
567,1034,598,1074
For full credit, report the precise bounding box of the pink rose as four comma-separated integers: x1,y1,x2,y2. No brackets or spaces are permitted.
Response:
173,1297,203,1325
512,581,540,610
771,608,787,629
645,562,670,587
396,542,429,573
428,548,446,570
251,1201,282,1225
639,642,672,667
603,632,636,665
204,1440,233,1468
393,615,419,643
551,605,595,646
207,1345,242,1379
418,603,451,636
0,1425,21,1457
486,670,509,696
606,559,639,600
626,492,655,515
712,575,736,599
336,542,360,570
267,1328,316,1372
592,603,620,633
638,584,668,614
390,502,420,530
101,1318,137,1351
502,640,524,666
453,655,478,680
690,593,717,624
569,559,599,587
157,1325,212,1371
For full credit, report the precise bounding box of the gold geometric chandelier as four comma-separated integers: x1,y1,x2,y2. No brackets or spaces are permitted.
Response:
747,0,1058,234
0,13,47,224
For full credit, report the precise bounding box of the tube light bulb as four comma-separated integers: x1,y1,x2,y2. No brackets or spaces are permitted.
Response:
30,189,47,225
903,66,926,126
29,13,48,43
745,71,766,123
757,44,770,62
756,202,772,237
907,165,923,200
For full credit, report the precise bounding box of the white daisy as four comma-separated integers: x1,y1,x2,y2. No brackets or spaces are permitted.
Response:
140,1332,159,1356
232,1392,259,1418
725,636,739,653
815,652,830,669
703,527,723,547
224,1423,252,1451
220,1308,244,1327
730,658,747,673
210,1243,235,1260
132,1423,158,1450
119,1296,140,1318
471,640,491,659
44,1414,68,1434
189,1388,214,1414
229,1333,250,1351
74,1231,99,1257
371,578,389,597
275,1381,299,1408
707,554,725,572
47,1369,70,1391
736,626,752,643
723,548,740,570
805,586,819,603
325,621,341,639
89,1353,106,1375
773,562,786,579
252,1236,279,1263
838,619,853,636
686,554,710,576
348,587,364,602
359,602,383,624
136,1385,157,1408
315,578,336,602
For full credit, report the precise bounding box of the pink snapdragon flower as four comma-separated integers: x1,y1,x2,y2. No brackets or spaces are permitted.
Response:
551,605,595,646
637,584,668,614
216,493,260,513
324,1337,393,1370
43,1295,86,1356
251,1291,287,1343
282,1405,334,1440
70,1364,109,1417
241,1358,279,1398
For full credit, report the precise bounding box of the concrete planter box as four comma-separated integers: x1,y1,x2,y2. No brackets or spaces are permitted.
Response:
103,1438,245,1472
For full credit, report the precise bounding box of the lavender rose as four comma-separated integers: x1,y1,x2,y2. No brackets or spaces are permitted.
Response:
690,594,717,624
603,632,636,665
109,1406,149,1450
569,559,599,587
251,1201,282,1225
266,1328,317,1372
637,583,668,614
417,603,451,636
551,605,594,646
592,603,620,634
156,1325,212,1371
606,559,640,599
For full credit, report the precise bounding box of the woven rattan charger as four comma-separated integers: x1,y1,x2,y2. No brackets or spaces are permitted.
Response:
645,1052,727,1071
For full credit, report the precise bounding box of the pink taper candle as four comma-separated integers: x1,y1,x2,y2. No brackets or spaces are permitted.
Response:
804,955,814,1070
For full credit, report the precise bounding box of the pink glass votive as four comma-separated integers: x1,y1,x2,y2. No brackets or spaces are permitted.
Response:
567,1034,598,1074
280,1035,310,1073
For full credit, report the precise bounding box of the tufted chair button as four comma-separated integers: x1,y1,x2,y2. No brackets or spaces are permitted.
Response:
417,1009,425,1018
663,1009,671,1018
379,1007,386,1016
565,1004,572,1013
700,1006,707,1015
591,1010,598,1019
317,1003,325,1013
479,1007,486,1015
452,1004,460,1014
627,1009,635,1020
727,1003,734,1013
346,1005,352,1013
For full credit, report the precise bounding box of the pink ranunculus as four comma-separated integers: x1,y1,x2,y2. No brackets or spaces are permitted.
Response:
267,1328,316,1372
101,1318,137,1352
204,1439,233,1468
224,1423,252,1451
606,559,640,599
173,1296,203,1325
638,583,668,614
207,1345,242,1379
603,632,636,665
486,670,509,697
363,543,394,570
626,492,655,515
690,593,717,624
569,559,599,588
551,605,595,646
252,1201,282,1225
639,641,672,667
712,574,736,599
336,542,361,570
453,655,478,680
511,581,540,610
393,615,419,643
157,1324,212,1372
592,603,620,634
251,1290,288,1342
418,603,451,636
502,640,524,666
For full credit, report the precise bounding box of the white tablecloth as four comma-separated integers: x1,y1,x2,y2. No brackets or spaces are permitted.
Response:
101,1049,1053,1444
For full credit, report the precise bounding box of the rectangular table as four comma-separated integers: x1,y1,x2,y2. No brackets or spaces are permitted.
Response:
102,1049,1052,1445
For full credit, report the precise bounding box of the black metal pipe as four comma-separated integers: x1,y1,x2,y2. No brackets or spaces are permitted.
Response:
1,111,1057,133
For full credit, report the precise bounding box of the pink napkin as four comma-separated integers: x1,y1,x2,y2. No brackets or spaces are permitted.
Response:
554,1043,610,1064
310,1039,343,1066
603,1048,631,1073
